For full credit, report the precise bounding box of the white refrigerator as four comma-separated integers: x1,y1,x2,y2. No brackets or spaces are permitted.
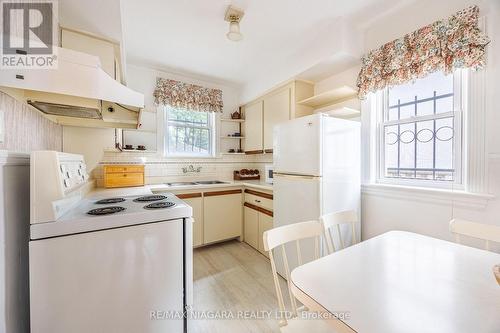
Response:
273,113,360,277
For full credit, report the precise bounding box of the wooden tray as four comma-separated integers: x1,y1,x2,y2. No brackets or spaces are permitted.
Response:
233,170,260,181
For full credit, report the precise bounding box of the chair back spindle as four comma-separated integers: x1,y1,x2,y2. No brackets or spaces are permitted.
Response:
321,210,359,254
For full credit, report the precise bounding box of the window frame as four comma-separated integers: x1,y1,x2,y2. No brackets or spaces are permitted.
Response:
164,106,216,158
376,70,466,190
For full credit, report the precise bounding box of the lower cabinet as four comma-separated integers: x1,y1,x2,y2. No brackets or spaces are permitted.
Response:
175,187,272,249
203,190,243,244
177,194,204,247
258,213,273,256
243,202,273,257
244,206,259,249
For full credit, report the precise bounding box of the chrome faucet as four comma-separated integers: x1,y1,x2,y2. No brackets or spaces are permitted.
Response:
182,164,202,174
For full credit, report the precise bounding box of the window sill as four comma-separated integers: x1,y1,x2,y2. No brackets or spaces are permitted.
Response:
361,183,494,209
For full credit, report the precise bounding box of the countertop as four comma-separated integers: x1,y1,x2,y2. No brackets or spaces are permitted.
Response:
87,180,272,199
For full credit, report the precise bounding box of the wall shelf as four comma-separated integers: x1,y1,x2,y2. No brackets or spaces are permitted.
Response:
104,148,157,153
325,107,360,117
221,152,246,155
297,85,358,108
221,118,245,123
221,136,245,139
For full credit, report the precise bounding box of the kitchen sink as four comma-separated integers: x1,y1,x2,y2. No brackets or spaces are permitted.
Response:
164,180,229,187
195,180,228,185
165,182,198,186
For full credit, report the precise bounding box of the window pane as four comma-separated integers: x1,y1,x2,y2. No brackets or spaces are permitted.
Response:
417,100,433,117
436,96,453,114
168,125,210,154
166,107,212,156
387,71,454,120
383,71,457,182
415,120,434,179
384,125,399,178
398,122,415,178
388,71,453,107
435,117,454,181
168,107,209,126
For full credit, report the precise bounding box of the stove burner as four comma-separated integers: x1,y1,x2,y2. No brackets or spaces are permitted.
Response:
133,195,167,202
87,206,126,215
143,201,176,209
95,198,125,204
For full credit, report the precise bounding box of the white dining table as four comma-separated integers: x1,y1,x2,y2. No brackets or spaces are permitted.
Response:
290,231,500,333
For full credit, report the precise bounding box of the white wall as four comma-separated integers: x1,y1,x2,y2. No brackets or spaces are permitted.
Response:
356,0,500,249
62,127,115,172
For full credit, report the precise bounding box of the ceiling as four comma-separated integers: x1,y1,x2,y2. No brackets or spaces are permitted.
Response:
62,0,415,101
59,0,123,43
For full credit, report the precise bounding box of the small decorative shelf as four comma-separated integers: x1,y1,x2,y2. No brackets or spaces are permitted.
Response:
104,148,157,153
221,136,245,139
221,118,245,123
326,107,360,117
222,153,246,155
297,85,357,108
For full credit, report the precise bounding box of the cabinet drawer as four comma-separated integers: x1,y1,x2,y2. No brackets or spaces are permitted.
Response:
244,190,273,211
104,165,144,173
104,172,144,188
244,206,259,249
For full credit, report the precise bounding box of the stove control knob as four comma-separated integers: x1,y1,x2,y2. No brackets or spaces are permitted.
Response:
63,179,70,188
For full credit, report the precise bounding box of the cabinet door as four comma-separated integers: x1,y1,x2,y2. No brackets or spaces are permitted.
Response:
203,192,242,244
181,196,203,247
263,88,290,151
244,206,259,249
258,213,273,257
244,101,263,153
61,29,116,78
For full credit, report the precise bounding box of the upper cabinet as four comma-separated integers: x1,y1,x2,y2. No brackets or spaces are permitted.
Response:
263,88,290,152
244,100,264,153
61,27,123,82
243,80,313,154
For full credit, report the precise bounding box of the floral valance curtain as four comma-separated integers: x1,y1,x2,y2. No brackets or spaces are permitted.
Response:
153,78,223,113
357,5,490,99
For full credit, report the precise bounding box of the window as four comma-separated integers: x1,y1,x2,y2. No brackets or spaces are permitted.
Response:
165,106,215,157
378,71,463,187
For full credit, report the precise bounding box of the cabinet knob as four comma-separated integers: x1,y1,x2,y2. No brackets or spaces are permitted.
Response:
255,199,261,203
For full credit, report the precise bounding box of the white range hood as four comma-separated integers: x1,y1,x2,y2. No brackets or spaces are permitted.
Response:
0,46,144,129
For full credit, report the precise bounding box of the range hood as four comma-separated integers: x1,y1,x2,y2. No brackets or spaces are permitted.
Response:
0,46,144,129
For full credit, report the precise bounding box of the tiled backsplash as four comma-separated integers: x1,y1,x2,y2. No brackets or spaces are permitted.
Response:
94,151,273,187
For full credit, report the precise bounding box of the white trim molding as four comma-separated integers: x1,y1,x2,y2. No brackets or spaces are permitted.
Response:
362,183,494,210
466,67,488,194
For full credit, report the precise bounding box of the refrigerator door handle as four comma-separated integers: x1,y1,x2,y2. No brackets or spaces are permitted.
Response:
273,173,321,180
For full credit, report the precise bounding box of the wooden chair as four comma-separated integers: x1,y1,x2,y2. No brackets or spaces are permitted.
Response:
494,265,500,286
449,218,500,251
263,221,333,332
320,210,359,254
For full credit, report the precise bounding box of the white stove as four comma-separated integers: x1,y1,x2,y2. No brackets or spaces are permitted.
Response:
29,151,193,333
31,193,191,239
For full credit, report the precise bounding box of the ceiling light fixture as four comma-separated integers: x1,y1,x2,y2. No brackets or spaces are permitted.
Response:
224,5,244,42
